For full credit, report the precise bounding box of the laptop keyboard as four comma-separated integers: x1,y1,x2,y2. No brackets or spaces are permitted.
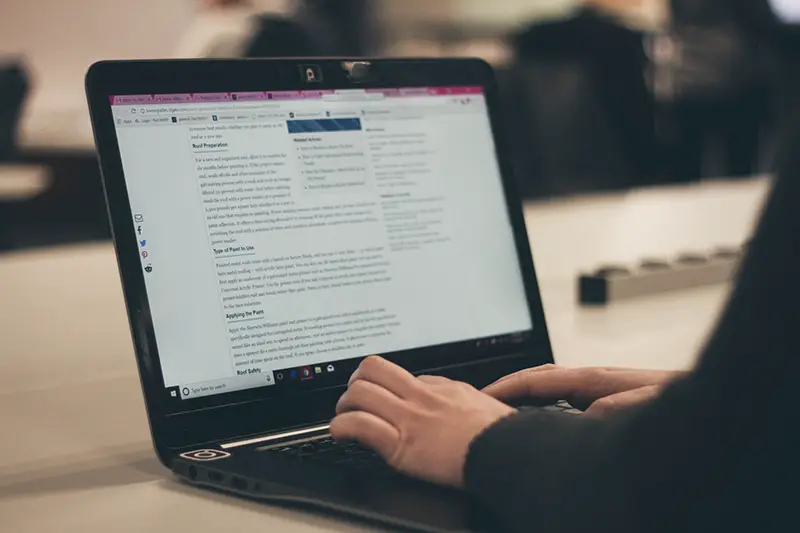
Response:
264,436,396,476
260,401,579,476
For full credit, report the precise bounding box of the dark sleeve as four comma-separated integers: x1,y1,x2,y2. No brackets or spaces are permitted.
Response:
465,92,800,533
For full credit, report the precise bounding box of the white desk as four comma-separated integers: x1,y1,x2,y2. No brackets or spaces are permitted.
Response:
0,177,770,532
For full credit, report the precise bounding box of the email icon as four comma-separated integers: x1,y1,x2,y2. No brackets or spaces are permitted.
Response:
134,214,144,223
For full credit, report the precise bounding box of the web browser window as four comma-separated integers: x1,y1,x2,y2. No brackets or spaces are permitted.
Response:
111,87,532,400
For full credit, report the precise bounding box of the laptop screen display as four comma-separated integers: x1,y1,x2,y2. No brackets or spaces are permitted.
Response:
110,86,532,401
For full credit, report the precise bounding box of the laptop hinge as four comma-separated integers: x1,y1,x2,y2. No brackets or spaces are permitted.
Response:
220,423,331,450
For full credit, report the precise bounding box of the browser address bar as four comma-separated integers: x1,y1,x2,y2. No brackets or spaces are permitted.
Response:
321,93,385,102
138,103,282,115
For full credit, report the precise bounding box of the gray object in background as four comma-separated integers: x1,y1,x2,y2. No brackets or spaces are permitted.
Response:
579,245,743,305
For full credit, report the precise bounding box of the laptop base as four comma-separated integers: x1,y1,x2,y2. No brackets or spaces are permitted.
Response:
172,447,495,533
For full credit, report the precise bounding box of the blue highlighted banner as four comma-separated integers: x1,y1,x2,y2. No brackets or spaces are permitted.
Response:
287,118,362,134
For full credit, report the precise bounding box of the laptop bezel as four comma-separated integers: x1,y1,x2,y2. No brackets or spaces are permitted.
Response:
85,58,555,463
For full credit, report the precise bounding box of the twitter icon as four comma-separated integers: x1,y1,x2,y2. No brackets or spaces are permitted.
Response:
140,240,146,247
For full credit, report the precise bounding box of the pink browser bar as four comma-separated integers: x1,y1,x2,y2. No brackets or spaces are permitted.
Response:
110,86,483,105
110,95,154,105
428,86,484,95
193,92,232,103
153,94,193,103
231,91,267,101
301,90,336,98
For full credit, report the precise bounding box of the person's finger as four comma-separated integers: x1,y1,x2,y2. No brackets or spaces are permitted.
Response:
336,379,407,425
417,375,452,386
485,364,560,388
348,356,422,399
585,384,662,415
486,365,655,390
330,411,401,462
483,367,580,401
484,367,678,407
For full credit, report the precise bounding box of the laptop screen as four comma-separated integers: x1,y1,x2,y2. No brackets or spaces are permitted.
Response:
110,86,532,402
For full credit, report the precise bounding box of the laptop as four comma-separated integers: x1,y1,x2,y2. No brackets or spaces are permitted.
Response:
86,58,558,532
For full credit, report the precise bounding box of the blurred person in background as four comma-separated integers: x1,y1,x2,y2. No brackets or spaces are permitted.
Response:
174,0,374,59
298,0,376,56
661,0,777,179
174,0,273,58
506,0,664,197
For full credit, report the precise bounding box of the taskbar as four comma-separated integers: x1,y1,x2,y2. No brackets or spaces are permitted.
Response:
165,330,530,402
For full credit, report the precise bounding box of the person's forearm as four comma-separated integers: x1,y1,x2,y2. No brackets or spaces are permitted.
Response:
465,407,641,533
466,105,800,531
465,371,784,533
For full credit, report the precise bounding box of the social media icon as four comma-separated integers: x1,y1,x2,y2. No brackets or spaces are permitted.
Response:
314,366,322,374
179,449,231,462
144,264,153,273
140,239,146,247
327,364,335,373
137,225,143,235
141,250,148,259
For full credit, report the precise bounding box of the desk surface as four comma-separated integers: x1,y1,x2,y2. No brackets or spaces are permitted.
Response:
0,177,770,532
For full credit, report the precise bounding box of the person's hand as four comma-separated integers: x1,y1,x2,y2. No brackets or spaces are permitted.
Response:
582,0,639,10
483,365,684,414
330,356,516,488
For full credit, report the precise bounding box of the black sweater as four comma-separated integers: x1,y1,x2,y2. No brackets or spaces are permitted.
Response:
464,24,800,533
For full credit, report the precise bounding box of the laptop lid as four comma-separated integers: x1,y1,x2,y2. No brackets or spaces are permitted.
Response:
86,59,554,463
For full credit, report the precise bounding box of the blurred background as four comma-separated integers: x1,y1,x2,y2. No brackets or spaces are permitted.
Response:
0,0,781,252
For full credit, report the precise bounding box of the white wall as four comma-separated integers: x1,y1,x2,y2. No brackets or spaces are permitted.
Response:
380,0,576,25
0,0,193,111
456,0,576,23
